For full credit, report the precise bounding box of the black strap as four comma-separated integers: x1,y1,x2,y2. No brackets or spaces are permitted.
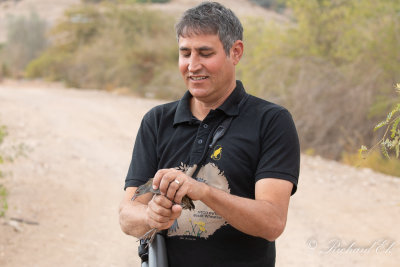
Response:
191,116,233,179
191,93,249,178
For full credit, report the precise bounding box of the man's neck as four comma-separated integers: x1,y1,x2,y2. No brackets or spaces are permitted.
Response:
190,82,236,121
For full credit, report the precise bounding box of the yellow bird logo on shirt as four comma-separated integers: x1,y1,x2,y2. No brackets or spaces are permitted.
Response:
211,145,222,160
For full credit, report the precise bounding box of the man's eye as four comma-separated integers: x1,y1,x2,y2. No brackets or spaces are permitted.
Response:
181,53,190,58
201,53,213,57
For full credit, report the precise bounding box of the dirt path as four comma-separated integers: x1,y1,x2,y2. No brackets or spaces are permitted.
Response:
0,81,399,266
0,81,163,266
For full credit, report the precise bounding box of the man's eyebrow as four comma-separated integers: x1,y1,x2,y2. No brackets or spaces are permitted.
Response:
179,46,214,52
197,46,213,52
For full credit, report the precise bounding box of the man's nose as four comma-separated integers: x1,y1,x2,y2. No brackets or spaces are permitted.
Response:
188,56,201,72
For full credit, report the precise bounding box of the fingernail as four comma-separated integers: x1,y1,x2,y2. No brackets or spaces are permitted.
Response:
152,185,157,190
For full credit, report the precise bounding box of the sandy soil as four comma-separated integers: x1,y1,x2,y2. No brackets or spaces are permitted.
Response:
0,81,399,267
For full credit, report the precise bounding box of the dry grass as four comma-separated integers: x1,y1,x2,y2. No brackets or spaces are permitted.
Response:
342,151,400,177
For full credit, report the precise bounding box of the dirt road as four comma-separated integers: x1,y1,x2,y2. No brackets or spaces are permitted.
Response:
0,81,399,267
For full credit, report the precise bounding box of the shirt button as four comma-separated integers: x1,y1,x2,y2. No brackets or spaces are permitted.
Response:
203,124,208,129
198,139,203,144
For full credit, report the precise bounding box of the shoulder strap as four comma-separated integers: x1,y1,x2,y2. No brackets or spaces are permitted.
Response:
192,93,249,178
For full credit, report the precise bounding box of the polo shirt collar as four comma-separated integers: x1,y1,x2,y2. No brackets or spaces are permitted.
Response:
173,80,247,126
173,90,193,126
216,80,246,116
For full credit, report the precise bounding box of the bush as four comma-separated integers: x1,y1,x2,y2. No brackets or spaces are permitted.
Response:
361,83,400,159
343,151,400,177
0,124,7,217
124,0,171,3
26,3,184,98
0,11,47,77
249,0,286,12
82,0,173,3
23,0,400,166
352,83,400,176
239,0,400,159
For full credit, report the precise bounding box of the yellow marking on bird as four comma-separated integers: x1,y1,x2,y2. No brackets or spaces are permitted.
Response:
211,145,222,160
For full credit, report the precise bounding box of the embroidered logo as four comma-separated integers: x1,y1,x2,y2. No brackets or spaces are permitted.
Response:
211,145,222,160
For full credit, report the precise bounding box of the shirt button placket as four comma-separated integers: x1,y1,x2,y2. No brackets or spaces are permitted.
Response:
196,122,210,151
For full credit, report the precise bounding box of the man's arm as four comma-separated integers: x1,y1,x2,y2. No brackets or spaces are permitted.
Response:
152,169,293,241
119,187,183,238
201,178,292,241
119,187,152,237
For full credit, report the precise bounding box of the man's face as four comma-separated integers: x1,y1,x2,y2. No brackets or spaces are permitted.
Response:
178,34,237,102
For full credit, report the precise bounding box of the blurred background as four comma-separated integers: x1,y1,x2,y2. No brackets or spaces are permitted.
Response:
1,0,399,172
0,0,399,266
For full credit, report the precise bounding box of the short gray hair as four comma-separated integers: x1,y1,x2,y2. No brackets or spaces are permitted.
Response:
175,1,243,55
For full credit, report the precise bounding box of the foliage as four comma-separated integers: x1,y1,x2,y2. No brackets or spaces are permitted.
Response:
26,2,184,98
134,0,170,3
0,185,7,217
82,0,104,3
21,0,400,168
0,125,7,217
249,0,287,12
0,125,7,168
343,151,400,177
360,84,400,159
0,125,6,145
84,0,171,3
0,11,47,77
239,0,400,159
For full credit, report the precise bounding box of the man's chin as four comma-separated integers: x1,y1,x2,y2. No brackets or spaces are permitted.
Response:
188,87,210,98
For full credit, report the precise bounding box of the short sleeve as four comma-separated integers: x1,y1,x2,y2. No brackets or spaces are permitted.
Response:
124,111,158,190
254,109,300,195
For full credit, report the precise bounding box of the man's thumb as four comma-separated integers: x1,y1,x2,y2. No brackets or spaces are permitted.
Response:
171,204,182,219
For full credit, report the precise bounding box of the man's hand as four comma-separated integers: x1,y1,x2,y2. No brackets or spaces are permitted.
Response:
146,194,182,230
152,168,208,204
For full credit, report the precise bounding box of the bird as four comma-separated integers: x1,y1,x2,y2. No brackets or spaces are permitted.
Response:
131,178,195,244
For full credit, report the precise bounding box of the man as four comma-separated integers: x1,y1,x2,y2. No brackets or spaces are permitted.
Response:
119,2,300,266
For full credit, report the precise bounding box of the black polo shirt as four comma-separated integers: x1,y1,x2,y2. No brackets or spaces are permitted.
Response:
125,80,300,267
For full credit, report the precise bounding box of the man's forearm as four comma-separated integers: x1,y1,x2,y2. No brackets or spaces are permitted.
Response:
200,184,286,241
119,198,152,238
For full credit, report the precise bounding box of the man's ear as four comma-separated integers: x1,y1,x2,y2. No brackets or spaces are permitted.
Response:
230,40,244,65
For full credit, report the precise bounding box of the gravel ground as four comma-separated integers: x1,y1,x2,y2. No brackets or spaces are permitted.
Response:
0,81,399,266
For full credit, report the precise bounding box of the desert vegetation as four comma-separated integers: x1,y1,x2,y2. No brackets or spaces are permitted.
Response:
0,124,7,217
240,0,400,161
0,0,399,175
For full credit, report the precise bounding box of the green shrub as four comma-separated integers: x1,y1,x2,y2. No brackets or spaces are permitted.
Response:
360,83,400,159
239,0,400,159
26,3,184,98
23,0,400,165
0,11,47,77
82,0,104,2
0,125,7,217
343,151,400,177
250,0,286,12
0,185,7,217
124,0,171,3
